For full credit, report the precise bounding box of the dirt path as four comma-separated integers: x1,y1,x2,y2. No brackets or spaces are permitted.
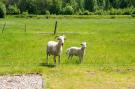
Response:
0,74,44,89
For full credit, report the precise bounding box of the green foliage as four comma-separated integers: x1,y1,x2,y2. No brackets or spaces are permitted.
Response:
122,8,133,15
21,11,29,18
49,0,61,14
7,4,20,15
19,0,37,14
45,10,50,15
82,10,89,15
1,0,135,15
131,14,135,18
62,5,74,15
132,10,135,14
78,9,83,15
95,9,105,15
84,0,97,12
0,2,6,18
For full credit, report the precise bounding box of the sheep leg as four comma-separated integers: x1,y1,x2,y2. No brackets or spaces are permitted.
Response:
80,56,83,63
68,55,71,60
81,56,83,63
54,56,56,65
58,55,60,64
71,55,73,60
46,53,49,65
79,56,82,63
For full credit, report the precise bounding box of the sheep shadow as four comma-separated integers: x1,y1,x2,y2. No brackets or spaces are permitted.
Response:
39,63,57,68
65,59,82,64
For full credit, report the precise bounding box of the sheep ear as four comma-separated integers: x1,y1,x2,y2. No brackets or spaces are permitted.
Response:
63,35,66,40
62,34,65,37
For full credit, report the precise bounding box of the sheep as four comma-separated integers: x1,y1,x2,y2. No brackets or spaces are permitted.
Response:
46,35,65,65
66,42,87,63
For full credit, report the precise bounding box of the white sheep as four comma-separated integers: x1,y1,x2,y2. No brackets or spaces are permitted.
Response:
46,35,65,65
66,42,87,63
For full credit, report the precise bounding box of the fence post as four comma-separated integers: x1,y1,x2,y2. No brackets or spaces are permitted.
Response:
54,21,58,35
2,22,6,33
25,24,26,32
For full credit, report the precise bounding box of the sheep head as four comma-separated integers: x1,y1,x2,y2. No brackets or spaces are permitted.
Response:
80,42,87,48
56,35,65,46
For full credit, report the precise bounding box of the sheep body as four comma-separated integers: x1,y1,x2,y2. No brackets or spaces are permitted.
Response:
67,47,82,56
46,36,65,65
47,41,62,56
66,42,86,63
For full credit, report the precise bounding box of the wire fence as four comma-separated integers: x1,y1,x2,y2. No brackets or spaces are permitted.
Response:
0,20,58,34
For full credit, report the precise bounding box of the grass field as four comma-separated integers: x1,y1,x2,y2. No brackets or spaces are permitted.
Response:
0,17,135,89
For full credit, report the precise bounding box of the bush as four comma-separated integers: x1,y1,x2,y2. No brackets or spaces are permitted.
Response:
116,9,123,15
95,10,105,15
89,12,94,15
21,11,29,18
122,8,133,15
45,10,50,15
7,4,20,15
0,2,6,18
83,10,89,15
110,8,117,15
123,10,131,15
78,9,83,15
63,5,74,15
132,10,135,14
131,14,135,18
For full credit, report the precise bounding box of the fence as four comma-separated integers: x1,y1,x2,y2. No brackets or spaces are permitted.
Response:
0,20,58,34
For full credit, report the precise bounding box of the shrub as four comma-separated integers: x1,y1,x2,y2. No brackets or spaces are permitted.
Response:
45,10,50,15
110,8,117,15
83,10,89,15
123,10,131,15
122,8,133,15
0,2,6,18
89,12,94,15
63,5,74,15
22,11,28,16
78,9,83,15
21,11,29,18
7,4,20,15
95,10,105,15
131,14,135,18
132,10,135,14
117,9,123,15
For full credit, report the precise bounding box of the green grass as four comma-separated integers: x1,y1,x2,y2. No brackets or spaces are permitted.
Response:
0,17,135,89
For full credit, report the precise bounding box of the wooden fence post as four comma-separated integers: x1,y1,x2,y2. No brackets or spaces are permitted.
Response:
25,24,26,32
54,21,58,35
2,22,6,33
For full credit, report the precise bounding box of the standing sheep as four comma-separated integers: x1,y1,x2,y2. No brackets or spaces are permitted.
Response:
46,35,65,65
66,42,87,63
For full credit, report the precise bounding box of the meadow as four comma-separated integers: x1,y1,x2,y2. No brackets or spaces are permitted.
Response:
0,16,135,89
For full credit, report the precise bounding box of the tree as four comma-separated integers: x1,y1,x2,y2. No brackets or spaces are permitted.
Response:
7,4,20,15
49,0,61,14
97,0,106,10
19,0,37,14
105,0,111,10
119,0,133,8
84,0,97,11
0,2,6,18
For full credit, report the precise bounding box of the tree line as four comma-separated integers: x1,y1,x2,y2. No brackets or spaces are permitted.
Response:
0,0,135,17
